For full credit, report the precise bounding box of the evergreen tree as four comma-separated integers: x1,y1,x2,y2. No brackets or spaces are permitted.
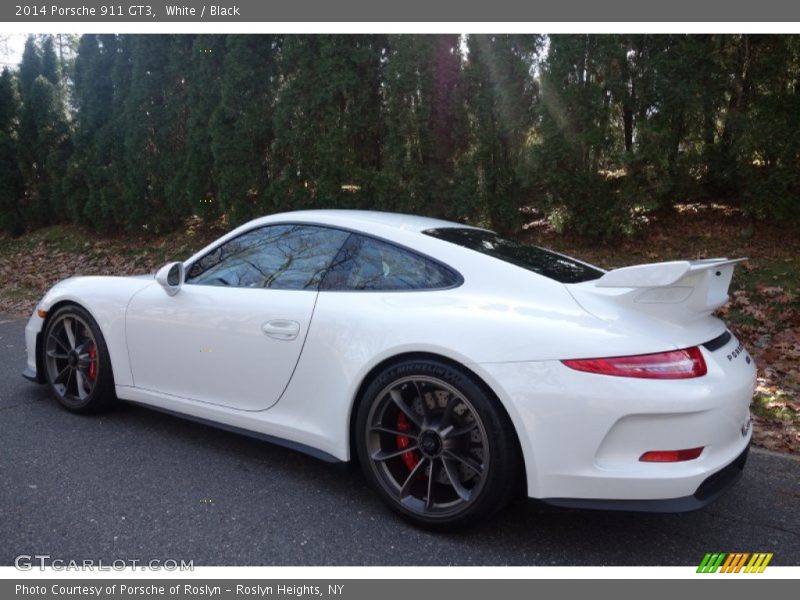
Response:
0,68,24,234
17,36,41,97
735,35,800,219
2,33,800,239
529,34,623,237
162,35,195,222
41,35,60,85
121,35,190,232
380,35,467,218
463,34,539,233
210,35,281,224
17,36,71,227
63,34,120,228
182,35,227,221
271,35,384,212
0,67,17,128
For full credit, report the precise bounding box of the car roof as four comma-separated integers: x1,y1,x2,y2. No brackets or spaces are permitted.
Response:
184,209,492,275
256,209,485,234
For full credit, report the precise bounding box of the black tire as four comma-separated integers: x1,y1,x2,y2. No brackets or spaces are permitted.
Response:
42,304,116,414
355,358,522,530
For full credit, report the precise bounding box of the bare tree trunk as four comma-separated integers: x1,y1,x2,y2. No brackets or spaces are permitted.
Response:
623,107,634,152
621,38,634,152
721,34,751,147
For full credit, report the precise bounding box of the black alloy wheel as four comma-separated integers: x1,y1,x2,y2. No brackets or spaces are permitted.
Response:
356,359,522,530
43,305,116,413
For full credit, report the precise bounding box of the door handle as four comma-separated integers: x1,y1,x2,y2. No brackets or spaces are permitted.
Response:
261,319,301,341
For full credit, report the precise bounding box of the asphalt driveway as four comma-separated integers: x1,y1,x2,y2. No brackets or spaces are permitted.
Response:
0,315,798,566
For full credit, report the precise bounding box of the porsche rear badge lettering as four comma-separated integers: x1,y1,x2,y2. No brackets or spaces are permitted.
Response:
727,342,744,362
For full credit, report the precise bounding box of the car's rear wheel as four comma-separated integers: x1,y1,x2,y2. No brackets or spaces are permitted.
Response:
355,359,521,530
43,305,116,413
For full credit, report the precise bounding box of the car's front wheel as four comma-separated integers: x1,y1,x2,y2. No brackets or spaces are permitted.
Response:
355,359,522,530
43,305,116,413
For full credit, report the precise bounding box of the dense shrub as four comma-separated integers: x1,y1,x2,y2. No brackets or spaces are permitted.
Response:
1,34,799,238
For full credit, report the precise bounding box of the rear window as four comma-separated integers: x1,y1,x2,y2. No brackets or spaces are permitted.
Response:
321,234,460,291
423,228,603,284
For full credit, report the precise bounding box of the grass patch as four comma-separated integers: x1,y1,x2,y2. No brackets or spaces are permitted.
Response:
752,391,799,423
724,307,763,329
734,257,800,296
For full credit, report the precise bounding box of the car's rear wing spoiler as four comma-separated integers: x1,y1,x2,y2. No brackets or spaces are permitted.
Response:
567,258,747,325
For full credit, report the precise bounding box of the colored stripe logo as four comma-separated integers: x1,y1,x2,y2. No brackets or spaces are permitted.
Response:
697,552,773,573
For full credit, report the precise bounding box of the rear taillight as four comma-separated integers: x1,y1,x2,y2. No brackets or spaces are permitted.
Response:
561,346,707,379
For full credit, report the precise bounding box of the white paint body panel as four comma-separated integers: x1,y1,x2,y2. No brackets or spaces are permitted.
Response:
125,282,315,411
24,209,756,502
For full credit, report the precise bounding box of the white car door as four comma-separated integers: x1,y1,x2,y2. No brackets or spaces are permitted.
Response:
125,224,350,411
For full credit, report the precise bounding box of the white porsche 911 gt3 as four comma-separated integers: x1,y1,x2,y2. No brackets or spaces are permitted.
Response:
23,210,755,528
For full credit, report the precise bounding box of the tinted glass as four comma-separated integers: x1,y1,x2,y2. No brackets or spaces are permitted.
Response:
322,235,459,291
167,264,182,286
186,225,349,290
424,228,603,284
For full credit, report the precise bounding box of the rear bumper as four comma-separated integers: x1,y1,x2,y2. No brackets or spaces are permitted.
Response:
542,444,749,512
477,330,756,503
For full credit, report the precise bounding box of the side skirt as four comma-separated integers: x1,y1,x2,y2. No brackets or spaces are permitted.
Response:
121,399,342,464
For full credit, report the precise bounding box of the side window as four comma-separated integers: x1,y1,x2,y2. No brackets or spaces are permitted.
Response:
186,225,349,290
322,235,460,291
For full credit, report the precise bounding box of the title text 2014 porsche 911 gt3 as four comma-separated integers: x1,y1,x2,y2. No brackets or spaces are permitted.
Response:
22,210,755,529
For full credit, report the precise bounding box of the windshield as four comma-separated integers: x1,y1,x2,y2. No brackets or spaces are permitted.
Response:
423,228,604,284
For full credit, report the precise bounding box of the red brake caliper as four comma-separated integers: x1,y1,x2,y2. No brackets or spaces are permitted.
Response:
88,345,97,381
395,412,420,472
